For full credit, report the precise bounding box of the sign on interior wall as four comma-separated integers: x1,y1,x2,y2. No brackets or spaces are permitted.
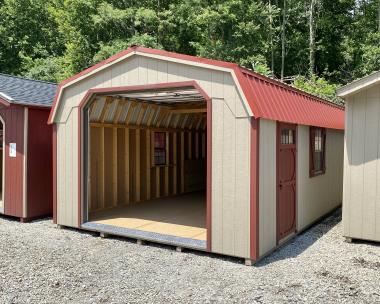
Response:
9,143,16,157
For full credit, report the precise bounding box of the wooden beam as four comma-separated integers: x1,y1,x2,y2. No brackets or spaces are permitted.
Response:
136,104,147,126
164,132,169,196
113,100,124,124
125,101,136,125
196,116,203,130
146,106,156,127
169,108,207,114
99,98,112,123
181,115,189,129
157,110,169,128
151,131,155,167
155,167,160,198
173,114,181,128
188,131,192,160
135,129,141,202
172,133,177,195
89,100,97,118
112,128,118,207
165,113,173,128
202,132,206,159
125,128,130,204
99,127,105,209
195,132,199,159
145,130,151,200
90,122,197,133
180,131,185,193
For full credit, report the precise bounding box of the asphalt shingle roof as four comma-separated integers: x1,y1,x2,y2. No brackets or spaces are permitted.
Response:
0,73,57,107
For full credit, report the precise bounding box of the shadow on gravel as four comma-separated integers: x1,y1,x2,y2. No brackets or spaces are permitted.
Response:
0,214,22,223
96,232,245,265
256,208,342,267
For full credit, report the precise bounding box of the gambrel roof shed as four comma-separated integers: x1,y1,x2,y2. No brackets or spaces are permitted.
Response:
51,46,344,264
49,46,344,130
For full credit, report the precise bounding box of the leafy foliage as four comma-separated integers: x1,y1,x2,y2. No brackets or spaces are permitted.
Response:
1,0,380,102
293,76,342,104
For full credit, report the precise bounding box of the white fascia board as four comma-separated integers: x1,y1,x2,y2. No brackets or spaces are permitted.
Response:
0,91,13,101
337,70,380,98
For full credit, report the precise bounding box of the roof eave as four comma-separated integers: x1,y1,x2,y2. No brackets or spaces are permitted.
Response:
337,70,380,98
12,101,52,108
0,96,11,107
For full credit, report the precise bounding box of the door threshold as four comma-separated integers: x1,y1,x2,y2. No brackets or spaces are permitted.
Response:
278,231,296,245
82,221,207,251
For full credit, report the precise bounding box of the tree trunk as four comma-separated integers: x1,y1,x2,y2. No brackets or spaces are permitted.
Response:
309,0,317,77
269,0,275,74
281,0,286,81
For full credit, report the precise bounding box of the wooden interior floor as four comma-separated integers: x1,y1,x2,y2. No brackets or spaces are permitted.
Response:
89,191,206,241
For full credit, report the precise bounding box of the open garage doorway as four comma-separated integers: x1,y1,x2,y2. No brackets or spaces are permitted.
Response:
82,83,210,250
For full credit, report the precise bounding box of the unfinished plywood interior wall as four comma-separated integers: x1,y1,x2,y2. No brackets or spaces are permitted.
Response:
86,89,207,241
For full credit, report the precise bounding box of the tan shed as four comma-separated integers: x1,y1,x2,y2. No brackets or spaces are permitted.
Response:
338,72,380,243
49,46,344,264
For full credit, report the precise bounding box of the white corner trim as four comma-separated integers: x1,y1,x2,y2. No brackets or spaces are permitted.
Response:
23,107,28,218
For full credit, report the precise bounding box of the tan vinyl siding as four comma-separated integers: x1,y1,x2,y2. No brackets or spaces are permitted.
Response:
55,54,251,258
258,121,343,258
258,119,277,257
297,126,343,231
344,85,380,241
211,98,251,258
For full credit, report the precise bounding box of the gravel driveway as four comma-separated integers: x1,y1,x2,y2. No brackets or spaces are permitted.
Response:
0,209,379,304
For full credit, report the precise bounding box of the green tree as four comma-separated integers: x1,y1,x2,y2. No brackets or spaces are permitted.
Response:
0,0,63,74
293,75,342,104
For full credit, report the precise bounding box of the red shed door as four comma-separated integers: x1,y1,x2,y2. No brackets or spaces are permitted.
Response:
277,123,297,242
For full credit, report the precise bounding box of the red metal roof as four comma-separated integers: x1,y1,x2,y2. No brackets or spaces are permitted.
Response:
237,69,344,130
49,46,344,130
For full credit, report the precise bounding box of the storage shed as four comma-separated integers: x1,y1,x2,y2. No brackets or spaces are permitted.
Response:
49,46,344,264
338,72,380,243
0,74,56,222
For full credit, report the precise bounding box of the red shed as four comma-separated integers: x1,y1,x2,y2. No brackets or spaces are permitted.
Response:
0,74,56,222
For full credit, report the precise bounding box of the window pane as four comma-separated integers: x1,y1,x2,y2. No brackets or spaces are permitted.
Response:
154,149,166,165
314,129,322,152
314,151,322,172
154,132,167,165
154,132,166,149
281,129,294,145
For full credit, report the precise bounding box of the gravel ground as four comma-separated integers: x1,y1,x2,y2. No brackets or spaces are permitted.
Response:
0,209,379,304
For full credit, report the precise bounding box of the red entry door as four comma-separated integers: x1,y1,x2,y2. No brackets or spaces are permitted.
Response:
277,123,297,242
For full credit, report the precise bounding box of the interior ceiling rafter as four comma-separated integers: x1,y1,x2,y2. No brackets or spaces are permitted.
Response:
88,88,207,131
